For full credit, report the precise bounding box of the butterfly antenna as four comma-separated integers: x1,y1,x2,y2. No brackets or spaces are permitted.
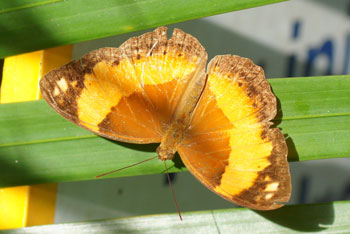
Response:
164,161,183,221
96,156,157,178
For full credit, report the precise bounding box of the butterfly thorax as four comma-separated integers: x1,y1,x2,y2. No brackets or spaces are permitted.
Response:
156,117,187,161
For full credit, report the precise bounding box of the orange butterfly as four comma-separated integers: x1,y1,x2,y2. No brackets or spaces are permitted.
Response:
40,27,291,210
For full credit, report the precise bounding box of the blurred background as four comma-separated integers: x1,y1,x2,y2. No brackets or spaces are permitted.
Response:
4,0,348,223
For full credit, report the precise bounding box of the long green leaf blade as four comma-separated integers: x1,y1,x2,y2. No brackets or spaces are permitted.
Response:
0,75,349,187
0,201,349,233
0,0,287,58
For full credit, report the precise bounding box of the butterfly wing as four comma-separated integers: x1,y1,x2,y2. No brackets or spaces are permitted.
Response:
178,55,291,210
40,27,207,143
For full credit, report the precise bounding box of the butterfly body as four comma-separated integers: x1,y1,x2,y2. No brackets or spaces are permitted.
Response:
40,27,291,210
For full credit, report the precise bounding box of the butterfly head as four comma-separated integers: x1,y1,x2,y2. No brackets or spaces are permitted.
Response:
156,145,176,161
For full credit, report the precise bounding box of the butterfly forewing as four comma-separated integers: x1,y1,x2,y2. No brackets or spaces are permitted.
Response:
40,27,207,143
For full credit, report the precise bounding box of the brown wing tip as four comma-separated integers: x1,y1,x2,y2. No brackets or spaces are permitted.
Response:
170,27,207,60
153,26,168,35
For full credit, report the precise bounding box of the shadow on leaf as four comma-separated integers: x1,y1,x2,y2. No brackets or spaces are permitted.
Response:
255,202,335,232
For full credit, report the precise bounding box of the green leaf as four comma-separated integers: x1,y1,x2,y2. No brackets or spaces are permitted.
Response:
1,201,349,233
0,0,287,58
0,75,349,187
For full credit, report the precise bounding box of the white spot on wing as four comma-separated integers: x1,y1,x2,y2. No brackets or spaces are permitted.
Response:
53,87,60,96
57,77,68,92
265,193,273,200
265,182,279,192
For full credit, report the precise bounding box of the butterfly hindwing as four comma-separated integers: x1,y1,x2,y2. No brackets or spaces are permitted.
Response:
179,55,291,210
40,27,207,143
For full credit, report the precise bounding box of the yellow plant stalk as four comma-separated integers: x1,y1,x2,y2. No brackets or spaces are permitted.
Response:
0,46,72,229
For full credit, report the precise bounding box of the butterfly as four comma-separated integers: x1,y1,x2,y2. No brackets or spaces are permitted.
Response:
40,26,291,210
